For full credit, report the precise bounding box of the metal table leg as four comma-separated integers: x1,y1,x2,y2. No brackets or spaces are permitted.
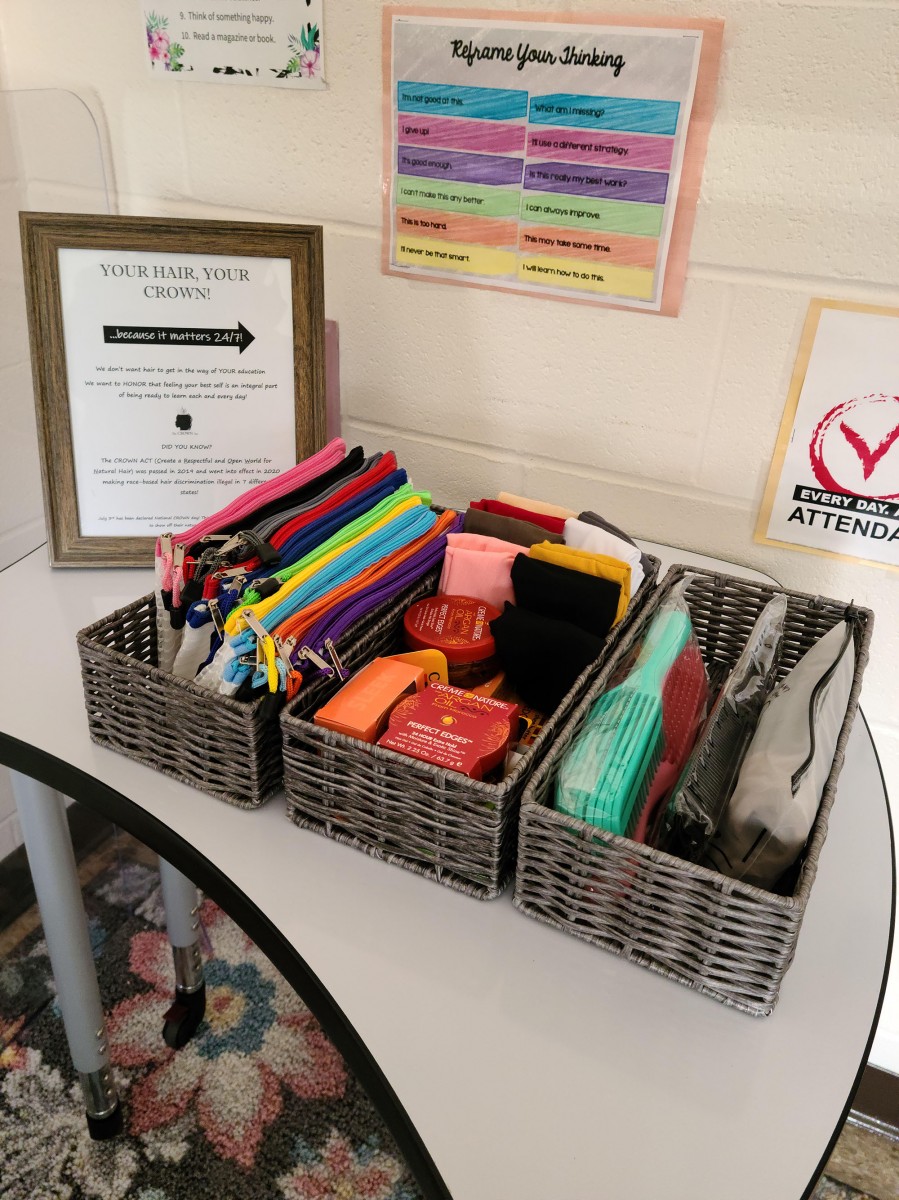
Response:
10,771,123,1139
158,856,206,1048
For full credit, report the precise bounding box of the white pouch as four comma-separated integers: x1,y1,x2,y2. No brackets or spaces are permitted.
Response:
563,518,645,597
705,619,856,890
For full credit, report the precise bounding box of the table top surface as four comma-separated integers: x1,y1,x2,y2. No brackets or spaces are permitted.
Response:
0,542,893,1200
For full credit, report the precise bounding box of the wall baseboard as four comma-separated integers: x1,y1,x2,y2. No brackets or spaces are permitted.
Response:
851,1065,899,1141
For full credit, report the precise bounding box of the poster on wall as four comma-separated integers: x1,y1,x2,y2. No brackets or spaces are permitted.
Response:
140,0,325,87
20,213,326,567
757,299,899,572
382,7,722,315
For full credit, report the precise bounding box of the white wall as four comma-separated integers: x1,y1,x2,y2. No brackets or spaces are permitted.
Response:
1,0,897,1070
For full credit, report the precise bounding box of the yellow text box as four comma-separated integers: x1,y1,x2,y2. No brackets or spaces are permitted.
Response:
518,254,654,299
396,236,516,277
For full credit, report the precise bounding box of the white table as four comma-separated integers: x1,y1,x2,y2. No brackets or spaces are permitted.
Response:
1,543,893,1199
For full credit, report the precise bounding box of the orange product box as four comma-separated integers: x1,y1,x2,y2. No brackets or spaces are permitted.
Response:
314,658,426,743
376,682,519,780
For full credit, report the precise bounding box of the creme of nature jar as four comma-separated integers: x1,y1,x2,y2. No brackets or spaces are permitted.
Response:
403,595,501,689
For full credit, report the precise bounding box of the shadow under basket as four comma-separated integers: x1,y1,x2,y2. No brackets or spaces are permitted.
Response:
513,566,873,1016
76,574,438,810
281,557,660,901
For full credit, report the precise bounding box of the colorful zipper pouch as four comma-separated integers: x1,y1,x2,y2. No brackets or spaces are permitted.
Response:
529,542,631,625
563,518,645,598
510,553,620,639
462,507,564,548
469,499,566,536
437,532,524,609
496,492,577,519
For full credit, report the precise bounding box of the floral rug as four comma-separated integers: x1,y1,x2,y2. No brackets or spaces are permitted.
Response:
0,856,421,1200
0,845,875,1200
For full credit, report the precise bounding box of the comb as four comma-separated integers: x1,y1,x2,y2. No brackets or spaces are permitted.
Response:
555,609,692,836
632,637,709,844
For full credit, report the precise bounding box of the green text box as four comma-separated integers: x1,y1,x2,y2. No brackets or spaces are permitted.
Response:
520,191,663,238
396,176,521,219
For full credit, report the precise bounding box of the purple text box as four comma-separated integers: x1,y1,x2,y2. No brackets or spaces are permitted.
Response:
398,114,526,156
527,128,673,171
398,145,523,188
523,161,668,205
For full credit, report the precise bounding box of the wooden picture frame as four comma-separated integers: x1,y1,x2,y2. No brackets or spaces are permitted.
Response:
20,212,326,567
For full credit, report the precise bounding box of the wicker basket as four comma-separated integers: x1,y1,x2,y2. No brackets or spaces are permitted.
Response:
281,557,660,900
76,573,438,809
513,566,873,1015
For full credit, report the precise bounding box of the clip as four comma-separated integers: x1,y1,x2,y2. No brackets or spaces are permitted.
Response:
160,533,173,557
241,608,272,645
217,531,247,556
299,645,334,677
208,597,226,636
200,534,231,544
274,635,298,674
173,542,186,570
324,638,348,679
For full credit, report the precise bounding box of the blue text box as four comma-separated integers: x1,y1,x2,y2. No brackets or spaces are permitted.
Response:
529,94,680,137
398,81,528,122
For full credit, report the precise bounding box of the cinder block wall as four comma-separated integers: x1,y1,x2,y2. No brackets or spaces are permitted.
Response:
1,0,896,1068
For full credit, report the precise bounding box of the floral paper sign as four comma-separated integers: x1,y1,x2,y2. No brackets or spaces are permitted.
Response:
142,0,325,88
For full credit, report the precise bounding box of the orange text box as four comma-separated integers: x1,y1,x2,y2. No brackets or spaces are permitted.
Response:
519,225,658,270
396,206,518,249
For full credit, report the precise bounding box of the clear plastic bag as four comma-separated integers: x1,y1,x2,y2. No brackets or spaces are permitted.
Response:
662,593,788,861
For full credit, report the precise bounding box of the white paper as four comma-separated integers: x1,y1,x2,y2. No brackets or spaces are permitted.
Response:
58,247,297,537
762,304,899,569
142,0,324,88
386,14,702,311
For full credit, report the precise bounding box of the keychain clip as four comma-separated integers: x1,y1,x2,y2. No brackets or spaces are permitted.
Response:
324,638,348,679
274,634,298,674
208,597,226,636
299,645,334,677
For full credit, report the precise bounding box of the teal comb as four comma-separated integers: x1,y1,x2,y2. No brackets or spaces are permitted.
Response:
555,609,692,835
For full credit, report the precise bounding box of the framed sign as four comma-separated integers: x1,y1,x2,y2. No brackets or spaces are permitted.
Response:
20,212,325,567
756,298,899,573
382,6,723,315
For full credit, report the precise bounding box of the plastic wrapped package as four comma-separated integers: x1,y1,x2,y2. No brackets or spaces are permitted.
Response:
705,615,858,889
662,593,787,861
554,582,703,836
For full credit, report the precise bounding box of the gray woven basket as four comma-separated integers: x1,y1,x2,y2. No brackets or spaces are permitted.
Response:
513,565,873,1016
76,573,438,809
281,556,660,900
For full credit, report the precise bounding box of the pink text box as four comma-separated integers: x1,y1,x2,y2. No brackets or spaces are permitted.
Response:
527,128,673,171
397,113,526,156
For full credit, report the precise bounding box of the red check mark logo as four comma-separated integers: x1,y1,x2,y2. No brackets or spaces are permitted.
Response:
840,416,899,480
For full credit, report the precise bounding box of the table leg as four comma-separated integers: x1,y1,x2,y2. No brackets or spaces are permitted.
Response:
10,771,123,1139
158,856,206,1048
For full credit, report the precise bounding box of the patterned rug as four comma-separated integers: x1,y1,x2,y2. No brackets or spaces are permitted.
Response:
0,854,422,1200
0,842,874,1200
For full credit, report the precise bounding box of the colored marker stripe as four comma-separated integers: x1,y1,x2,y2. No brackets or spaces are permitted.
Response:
529,94,680,137
398,113,526,155
396,236,517,277
397,207,519,249
524,161,668,205
518,255,655,300
398,81,528,122
397,177,520,219
518,225,658,270
399,145,523,188
527,127,673,171
521,191,663,238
